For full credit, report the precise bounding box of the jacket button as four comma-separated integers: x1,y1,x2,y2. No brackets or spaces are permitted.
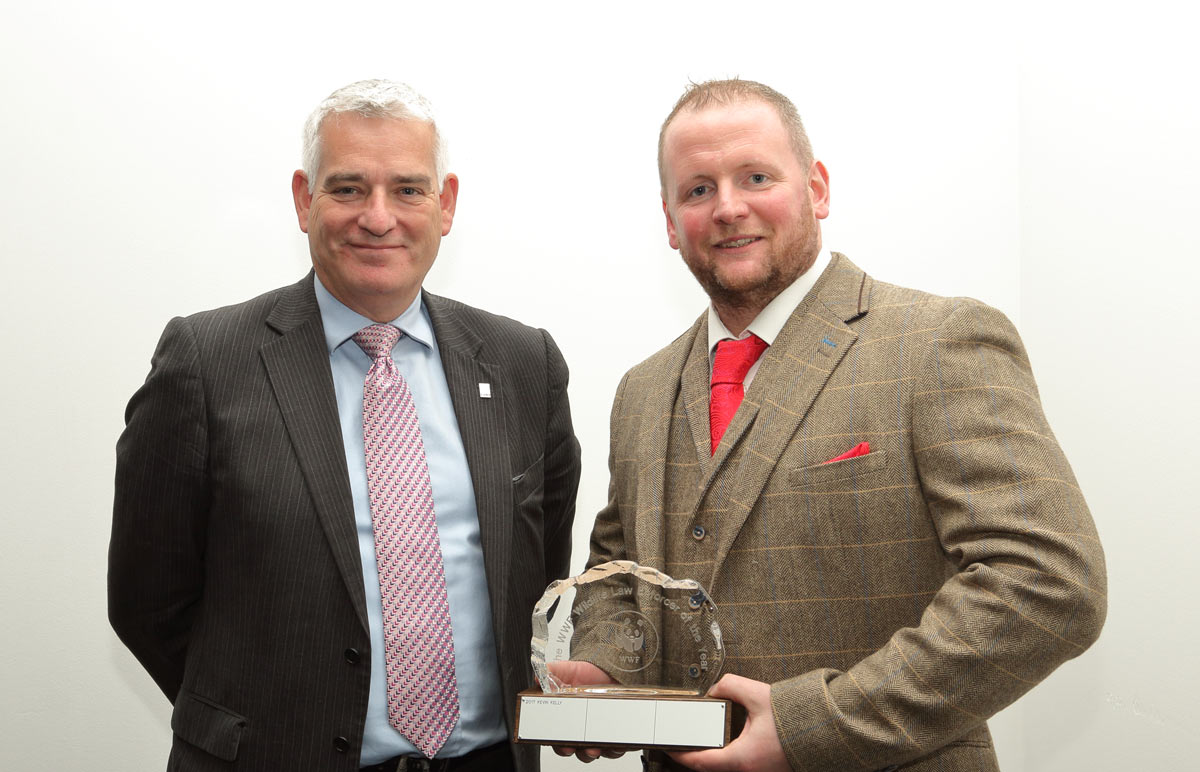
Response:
344,648,361,664
691,525,706,540
333,736,350,753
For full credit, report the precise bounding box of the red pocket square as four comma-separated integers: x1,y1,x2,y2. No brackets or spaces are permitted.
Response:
823,441,870,464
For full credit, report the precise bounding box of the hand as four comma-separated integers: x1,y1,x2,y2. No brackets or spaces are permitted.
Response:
668,674,789,772
546,660,626,763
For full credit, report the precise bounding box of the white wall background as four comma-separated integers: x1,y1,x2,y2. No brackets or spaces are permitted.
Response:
2,1,1195,769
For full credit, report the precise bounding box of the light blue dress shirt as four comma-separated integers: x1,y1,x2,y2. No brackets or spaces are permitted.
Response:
314,277,506,764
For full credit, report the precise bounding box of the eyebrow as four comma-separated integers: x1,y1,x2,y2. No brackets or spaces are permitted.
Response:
322,172,433,188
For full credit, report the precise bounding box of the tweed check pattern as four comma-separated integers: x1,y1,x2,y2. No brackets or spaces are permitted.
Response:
354,324,459,758
709,334,768,454
586,254,1106,772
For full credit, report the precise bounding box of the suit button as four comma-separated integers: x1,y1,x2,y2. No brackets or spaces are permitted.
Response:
344,648,361,664
691,525,706,540
333,736,350,753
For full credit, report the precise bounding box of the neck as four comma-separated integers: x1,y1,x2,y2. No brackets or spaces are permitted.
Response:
712,302,762,338
327,286,420,325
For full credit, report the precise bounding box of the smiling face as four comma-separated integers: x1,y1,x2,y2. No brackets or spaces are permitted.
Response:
291,113,458,322
661,99,829,330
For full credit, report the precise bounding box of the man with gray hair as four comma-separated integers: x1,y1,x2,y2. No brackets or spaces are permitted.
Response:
110,79,580,771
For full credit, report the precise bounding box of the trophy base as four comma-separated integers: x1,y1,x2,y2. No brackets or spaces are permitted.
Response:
513,688,730,750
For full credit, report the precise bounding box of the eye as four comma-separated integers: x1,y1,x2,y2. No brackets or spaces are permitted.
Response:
399,186,421,196
688,184,710,198
331,186,361,198
748,173,768,185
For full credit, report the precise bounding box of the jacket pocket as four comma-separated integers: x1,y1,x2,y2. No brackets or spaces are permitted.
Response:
171,690,246,762
789,450,888,489
513,454,545,506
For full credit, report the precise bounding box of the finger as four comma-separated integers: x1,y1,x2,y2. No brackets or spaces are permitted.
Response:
547,659,614,686
708,673,772,714
668,746,729,772
706,672,753,701
575,747,603,763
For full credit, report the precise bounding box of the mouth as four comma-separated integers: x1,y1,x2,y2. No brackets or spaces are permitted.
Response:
348,243,404,252
715,236,761,249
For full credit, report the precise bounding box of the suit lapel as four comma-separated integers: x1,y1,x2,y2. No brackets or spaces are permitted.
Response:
680,318,716,477
423,293,513,631
260,275,368,632
705,254,871,588
631,317,704,571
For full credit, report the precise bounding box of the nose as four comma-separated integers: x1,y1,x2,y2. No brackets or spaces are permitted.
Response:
712,186,748,224
357,190,395,237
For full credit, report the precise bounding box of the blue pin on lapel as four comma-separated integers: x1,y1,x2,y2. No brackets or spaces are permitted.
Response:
819,336,837,356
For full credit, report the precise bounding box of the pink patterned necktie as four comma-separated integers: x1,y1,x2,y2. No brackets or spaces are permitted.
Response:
353,324,459,758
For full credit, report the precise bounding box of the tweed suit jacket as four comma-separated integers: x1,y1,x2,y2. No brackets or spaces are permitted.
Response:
587,254,1106,771
110,274,580,772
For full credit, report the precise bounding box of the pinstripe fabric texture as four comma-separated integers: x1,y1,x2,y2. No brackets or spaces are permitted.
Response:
110,274,580,771
587,254,1106,771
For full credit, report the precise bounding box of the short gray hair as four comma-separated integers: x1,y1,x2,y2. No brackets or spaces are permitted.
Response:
301,79,448,191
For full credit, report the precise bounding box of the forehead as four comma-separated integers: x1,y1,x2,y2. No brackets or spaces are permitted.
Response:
662,100,793,175
317,113,436,176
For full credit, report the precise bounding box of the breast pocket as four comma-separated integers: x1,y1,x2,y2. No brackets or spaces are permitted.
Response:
777,450,899,552
789,450,889,488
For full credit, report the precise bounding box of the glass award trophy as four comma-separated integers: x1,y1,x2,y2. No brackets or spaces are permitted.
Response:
514,560,731,750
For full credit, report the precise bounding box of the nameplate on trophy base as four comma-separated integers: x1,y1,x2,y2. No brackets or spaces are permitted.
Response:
514,688,730,750
520,560,730,751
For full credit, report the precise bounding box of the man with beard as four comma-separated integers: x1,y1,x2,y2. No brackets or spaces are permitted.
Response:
562,79,1106,772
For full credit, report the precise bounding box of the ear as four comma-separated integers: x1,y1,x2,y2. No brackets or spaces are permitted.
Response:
809,160,830,220
291,170,313,233
663,198,680,250
439,173,460,236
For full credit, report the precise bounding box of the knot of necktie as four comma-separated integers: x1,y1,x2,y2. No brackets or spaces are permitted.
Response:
352,324,402,361
712,334,768,385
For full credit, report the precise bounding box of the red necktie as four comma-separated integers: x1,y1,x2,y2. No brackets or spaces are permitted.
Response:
353,324,459,757
710,334,768,454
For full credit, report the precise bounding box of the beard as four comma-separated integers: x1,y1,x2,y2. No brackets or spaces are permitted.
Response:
681,222,821,318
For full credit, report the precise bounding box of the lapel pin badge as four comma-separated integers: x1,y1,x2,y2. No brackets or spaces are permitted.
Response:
479,383,492,399
819,336,837,356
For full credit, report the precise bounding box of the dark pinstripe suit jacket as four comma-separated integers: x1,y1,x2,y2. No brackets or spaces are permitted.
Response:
588,254,1106,771
110,274,580,771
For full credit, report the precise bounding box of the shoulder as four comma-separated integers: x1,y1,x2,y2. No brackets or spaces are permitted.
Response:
170,276,313,341
424,291,554,360
623,320,701,383
839,260,1018,342
144,276,316,376
846,266,1032,373
819,252,1007,329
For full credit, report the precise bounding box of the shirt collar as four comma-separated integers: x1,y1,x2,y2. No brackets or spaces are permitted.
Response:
313,275,435,354
707,247,831,350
